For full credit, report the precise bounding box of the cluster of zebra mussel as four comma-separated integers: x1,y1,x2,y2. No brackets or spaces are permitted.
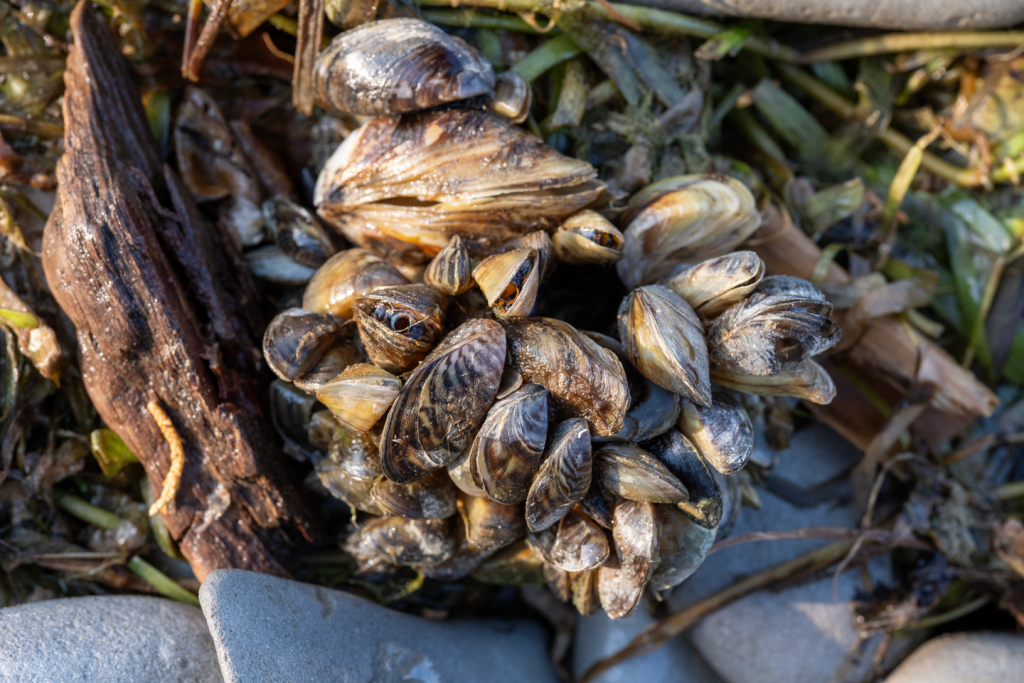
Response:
261,18,842,618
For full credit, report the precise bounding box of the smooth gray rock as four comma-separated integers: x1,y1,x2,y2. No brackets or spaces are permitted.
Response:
668,424,916,683
200,569,561,683
630,0,1024,30
0,595,222,683
574,609,725,683
885,632,1024,683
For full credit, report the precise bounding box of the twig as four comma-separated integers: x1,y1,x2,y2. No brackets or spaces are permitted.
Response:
800,31,1024,63
901,595,990,631
421,9,540,32
182,0,231,82
181,0,204,77
709,526,931,554
292,0,326,116
147,400,185,516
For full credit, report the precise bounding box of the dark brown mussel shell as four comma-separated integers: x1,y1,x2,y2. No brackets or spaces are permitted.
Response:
371,469,459,519
303,248,408,319
263,198,337,268
459,493,524,552
643,429,722,529
264,308,348,382
380,319,505,483
345,516,456,568
650,505,716,597
313,18,495,117
354,284,446,374
677,393,754,474
526,418,593,532
506,318,630,436
594,443,689,504
490,70,531,124
468,383,548,505
550,508,610,572
597,499,658,619
580,485,615,529
270,379,318,452
424,235,473,296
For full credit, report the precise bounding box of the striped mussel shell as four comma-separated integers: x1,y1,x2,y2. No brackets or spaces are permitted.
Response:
263,308,348,382
503,231,554,280
371,469,459,519
303,248,408,319
552,210,625,265
263,198,337,269
525,418,593,532
550,507,610,573
344,516,455,569
710,359,836,405
459,493,524,553
313,19,495,117
315,427,386,514
354,284,446,374
424,235,473,296
643,429,722,529
677,392,754,474
473,248,540,319
380,318,506,483
597,498,658,619
593,443,689,505
490,70,532,123
316,363,401,433
659,250,764,319
649,504,716,597
468,383,549,505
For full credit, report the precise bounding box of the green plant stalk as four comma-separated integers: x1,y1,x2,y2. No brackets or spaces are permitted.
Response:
54,492,123,531
801,31,1024,63
900,595,990,631
422,8,539,32
512,34,582,82
126,557,200,606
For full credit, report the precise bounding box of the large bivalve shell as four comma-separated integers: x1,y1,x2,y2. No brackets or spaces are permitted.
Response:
354,284,446,374
711,359,836,404
550,508,610,572
618,285,711,407
594,443,689,505
424,235,473,296
315,109,601,264
617,174,761,289
473,248,540,319
371,469,459,519
380,319,505,483
650,505,715,597
491,71,532,123
707,279,841,376
525,418,593,532
459,493,524,553
552,210,624,265
313,19,495,117
345,516,455,568
303,248,408,319
468,384,549,505
316,363,400,432
677,393,754,474
643,430,722,529
506,318,630,436
660,251,764,318
597,499,658,619
263,308,348,381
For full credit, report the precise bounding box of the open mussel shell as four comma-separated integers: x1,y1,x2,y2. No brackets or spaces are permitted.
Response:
490,70,531,123
710,359,836,404
459,493,524,552
473,248,540,319
303,248,408,319
552,210,624,264
371,469,459,519
526,418,593,532
263,198,337,269
424,235,473,296
643,430,721,529
597,499,658,619
264,308,348,381
345,516,456,568
594,443,689,505
649,505,716,597
313,18,495,117
550,508,610,572
659,251,764,318
506,318,630,437
503,231,554,280
617,174,762,289
707,279,841,376
618,285,711,407
381,319,506,483
316,363,400,432
468,383,549,505
354,284,446,374
677,393,754,475
294,341,366,394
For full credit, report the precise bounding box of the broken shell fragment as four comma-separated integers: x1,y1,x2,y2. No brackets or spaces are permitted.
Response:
649,504,715,597
617,174,761,289
618,285,711,407
677,393,754,474
424,235,473,296
263,198,337,269
469,383,549,505
659,251,764,318
459,493,524,552
316,363,401,432
550,508,610,572
313,18,495,116
597,498,657,619
303,248,408,319
506,318,630,436
380,319,505,483
263,308,348,381
643,430,722,529
594,443,689,505
473,248,540,319
491,71,532,123
552,210,625,264
526,418,593,532
345,516,455,568
354,284,446,374
710,359,836,404
371,469,459,519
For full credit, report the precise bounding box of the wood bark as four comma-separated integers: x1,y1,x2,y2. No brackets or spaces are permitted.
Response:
42,1,316,581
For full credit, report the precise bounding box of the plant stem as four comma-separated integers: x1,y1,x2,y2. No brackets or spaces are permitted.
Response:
422,8,540,32
54,492,124,531
512,34,582,82
126,556,201,606
801,31,1024,63
901,595,990,631
0,114,63,139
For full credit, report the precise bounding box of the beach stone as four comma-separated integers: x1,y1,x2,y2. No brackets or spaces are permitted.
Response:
885,632,1024,683
668,423,916,683
0,595,221,683
200,568,561,683
574,609,725,683
631,0,1024,30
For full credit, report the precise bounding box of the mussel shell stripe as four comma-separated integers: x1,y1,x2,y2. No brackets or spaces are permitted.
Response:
525,418,593,531
470,384,549,505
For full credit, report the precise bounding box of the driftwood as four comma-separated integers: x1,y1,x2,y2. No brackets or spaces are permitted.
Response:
748,206,998,451
42,2,315,581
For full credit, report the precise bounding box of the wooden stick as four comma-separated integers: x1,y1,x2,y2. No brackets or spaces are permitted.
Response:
292,0,326,116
